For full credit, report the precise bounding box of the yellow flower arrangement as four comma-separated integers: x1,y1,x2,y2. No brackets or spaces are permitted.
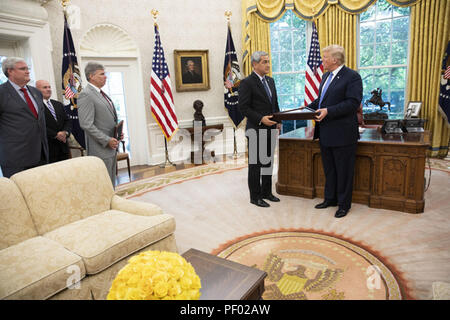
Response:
107,250,201,300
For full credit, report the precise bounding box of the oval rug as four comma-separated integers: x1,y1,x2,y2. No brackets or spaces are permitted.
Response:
212,229,409,300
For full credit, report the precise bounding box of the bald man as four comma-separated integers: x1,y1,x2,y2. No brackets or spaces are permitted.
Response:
36,80,72,163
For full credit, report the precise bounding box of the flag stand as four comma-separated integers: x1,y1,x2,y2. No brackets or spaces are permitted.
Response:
159,138,175,168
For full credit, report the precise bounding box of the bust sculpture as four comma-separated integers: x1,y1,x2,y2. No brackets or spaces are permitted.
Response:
193,100,206,126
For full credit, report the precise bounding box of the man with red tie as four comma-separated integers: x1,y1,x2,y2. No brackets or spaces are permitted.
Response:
0,57,49,178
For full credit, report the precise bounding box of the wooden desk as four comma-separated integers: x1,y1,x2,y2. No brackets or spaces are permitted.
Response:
276,127,430,213
182,248,267,300
183,123,224,164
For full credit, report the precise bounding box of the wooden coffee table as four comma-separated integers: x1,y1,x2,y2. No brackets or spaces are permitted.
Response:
182,248,267,300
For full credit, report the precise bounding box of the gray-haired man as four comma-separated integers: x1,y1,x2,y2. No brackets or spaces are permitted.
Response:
78,62,121,186
0,57,49,177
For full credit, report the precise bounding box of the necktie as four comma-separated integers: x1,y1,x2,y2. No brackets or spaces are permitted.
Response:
262,76,272,100
20,87,38,118
100,90,116,117
46,100,57,120
318,73,333,109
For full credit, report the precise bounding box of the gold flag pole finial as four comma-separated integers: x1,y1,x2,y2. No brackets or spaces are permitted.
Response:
225,10,232,22
61,0,70,10
152,9,159,25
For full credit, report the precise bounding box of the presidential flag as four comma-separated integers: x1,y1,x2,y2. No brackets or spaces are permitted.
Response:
224,24,244,128
150,24,178,141
439,40,450,127
304,22,323,107
61,14,85,149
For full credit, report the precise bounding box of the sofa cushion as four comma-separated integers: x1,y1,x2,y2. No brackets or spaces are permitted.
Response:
43,210,176,275
0,236,86,300
11,156,115,235
0,178,38,250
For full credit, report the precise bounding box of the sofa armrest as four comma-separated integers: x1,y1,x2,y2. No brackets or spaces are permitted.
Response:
111,195,163,216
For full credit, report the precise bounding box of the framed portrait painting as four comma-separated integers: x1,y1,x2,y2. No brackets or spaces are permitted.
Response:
174,50,210,92
405,101,422,118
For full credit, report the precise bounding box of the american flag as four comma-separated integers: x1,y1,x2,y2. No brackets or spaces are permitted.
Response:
150,24,178,141
304,22,323,106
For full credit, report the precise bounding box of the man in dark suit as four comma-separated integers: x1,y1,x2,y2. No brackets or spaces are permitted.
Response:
306,45,363,218
238,51,281,208
0,57,49,178
182,60,202,84
36,80,72,163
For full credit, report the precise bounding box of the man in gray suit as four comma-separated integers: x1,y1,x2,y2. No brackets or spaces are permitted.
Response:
0,57,49,178
78,62,121,186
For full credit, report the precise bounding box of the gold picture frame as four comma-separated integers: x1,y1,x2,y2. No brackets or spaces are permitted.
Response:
174,50,210,92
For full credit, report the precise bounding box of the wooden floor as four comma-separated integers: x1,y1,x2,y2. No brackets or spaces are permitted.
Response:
115,153,246,186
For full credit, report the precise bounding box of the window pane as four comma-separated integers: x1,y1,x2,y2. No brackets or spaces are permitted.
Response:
271,52,280,73
360,22,375,45
391,41,408,65
279,95,295,109
280,31,292,51
390,67,406,90
390,90,405,117
270,30,280,51
360,69,374,101
375,43,390,65
392,17,409,41
373,67,390,90
360,45,374,67
393,5,409,17
280,52,293,71
292,14,305,29
292,30,305,51
276,11,291,29
376,21,391,43
376,1,392,20
294,72,305,96
277,73,294,95
360,4,375,22
293,51,306,70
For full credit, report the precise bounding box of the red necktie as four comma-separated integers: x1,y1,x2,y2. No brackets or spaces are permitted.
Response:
20,87,38,118
100,90,115,114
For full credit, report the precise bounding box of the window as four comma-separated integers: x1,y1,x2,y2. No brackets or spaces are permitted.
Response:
270,10,308,133
0,56,7,84
358,0,410,118
103,71,130,154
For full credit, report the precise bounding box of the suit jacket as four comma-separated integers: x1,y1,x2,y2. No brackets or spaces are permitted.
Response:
78,84,118,159
182,71,202,84
238,72,280,131
0,81,49,167
308,65,363,147
44,99,72,159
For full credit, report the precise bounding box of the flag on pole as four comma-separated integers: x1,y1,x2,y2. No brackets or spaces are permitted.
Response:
61,13,85,149
150,24,178,141
223,23,244,128
304,22,323,107
439,40,450,126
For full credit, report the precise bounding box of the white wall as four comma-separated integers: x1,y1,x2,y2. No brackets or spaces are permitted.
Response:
44,0,246,164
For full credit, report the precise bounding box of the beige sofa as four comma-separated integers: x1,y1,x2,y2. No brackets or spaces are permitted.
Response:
0,156,177,300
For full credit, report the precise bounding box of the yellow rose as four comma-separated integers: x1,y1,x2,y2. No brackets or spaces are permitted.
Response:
180,277,193,289
154,281,169,298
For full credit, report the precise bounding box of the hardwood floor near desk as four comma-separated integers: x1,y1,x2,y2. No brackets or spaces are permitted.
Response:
182,248,267,300
276,127,431,213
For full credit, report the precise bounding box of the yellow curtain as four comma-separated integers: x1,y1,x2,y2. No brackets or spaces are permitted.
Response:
316,6,358,70
407,0,450,157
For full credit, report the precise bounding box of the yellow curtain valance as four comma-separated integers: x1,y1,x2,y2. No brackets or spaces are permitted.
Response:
243,0,421,21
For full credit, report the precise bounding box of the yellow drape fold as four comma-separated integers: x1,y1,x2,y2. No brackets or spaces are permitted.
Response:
407,0,450,157
316,6,357,70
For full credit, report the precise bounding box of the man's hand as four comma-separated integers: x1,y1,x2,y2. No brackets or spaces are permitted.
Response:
108,137,119,150
56,131,67,143
315,108,328,122
261,115,277,127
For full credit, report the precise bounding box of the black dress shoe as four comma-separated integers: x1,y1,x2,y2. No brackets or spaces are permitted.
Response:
335,208,349,218
314,200,338,209
262,194,280,202
250,199,270,208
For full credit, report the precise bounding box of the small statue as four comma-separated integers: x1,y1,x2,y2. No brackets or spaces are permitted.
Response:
193,99,206,126
365,88,391,112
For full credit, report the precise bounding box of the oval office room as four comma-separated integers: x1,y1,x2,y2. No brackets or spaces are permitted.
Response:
0,0,449,303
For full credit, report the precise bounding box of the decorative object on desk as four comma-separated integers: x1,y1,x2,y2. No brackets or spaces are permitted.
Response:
405,101,422,118
107,250,201,300
174,50,210,92
364,88,391,120
271,107,316,122
381,119,403,134
193,100,206,127
402,118,426,133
